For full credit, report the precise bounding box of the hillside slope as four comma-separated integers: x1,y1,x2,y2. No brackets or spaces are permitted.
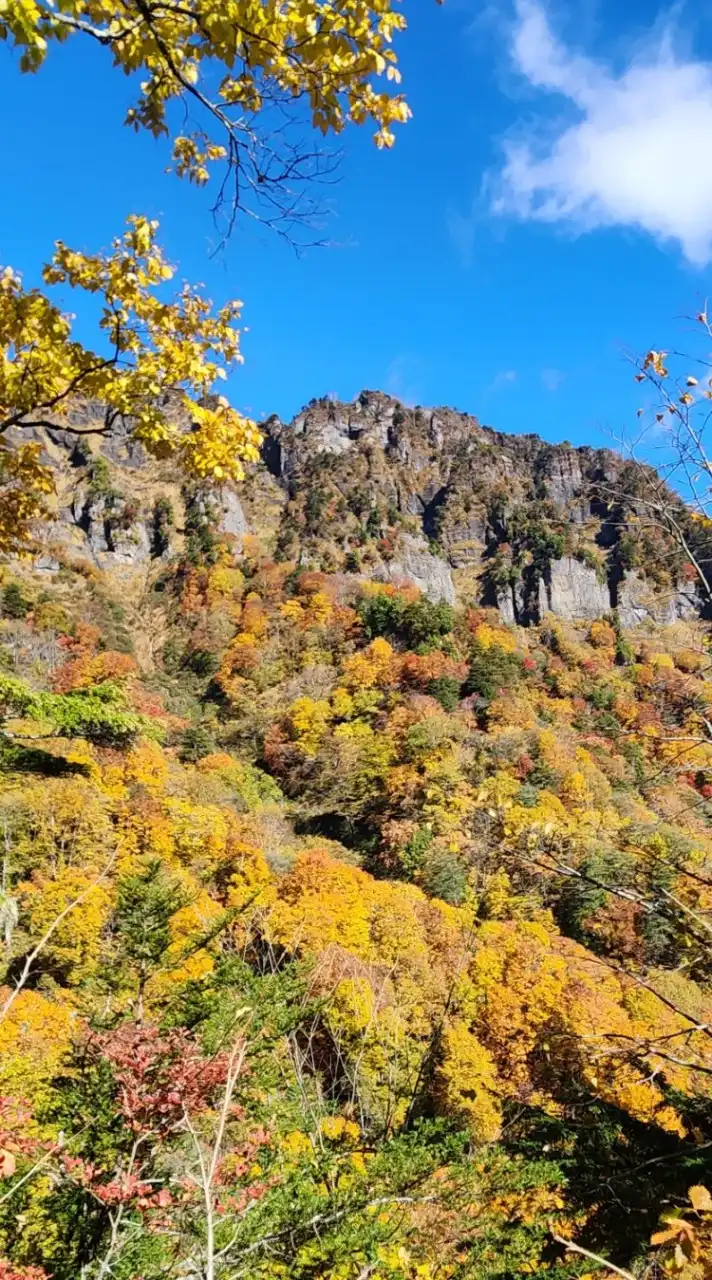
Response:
0,397,711,1277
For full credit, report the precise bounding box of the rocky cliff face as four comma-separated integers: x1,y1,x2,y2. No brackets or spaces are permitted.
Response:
20,390,703,628
258,391,701,625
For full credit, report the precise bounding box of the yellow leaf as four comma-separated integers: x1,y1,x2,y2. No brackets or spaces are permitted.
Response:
688,1185,712,1213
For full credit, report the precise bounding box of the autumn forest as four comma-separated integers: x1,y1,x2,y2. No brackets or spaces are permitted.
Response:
2,0,712,1276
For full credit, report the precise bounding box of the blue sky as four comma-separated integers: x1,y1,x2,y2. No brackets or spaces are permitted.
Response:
2,0,712,454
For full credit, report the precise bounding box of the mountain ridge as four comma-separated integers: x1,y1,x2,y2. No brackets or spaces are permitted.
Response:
8,386,706,635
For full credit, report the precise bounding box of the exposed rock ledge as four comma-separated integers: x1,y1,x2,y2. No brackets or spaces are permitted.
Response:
540,557,610,622
370,536,456,605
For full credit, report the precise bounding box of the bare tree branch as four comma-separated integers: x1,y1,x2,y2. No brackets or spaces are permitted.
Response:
551,1232,638,1280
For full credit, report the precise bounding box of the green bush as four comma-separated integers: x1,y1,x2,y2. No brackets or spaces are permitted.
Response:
185,492,219,565
86,455,113,497
421,851,467,904
465,642,524,703
2,582,30,619
517,783,539,808
400,825,433,876
357,593,454,651
185,648,220,678
402,599,454,648
180,723,217,761
152,497,174,557
556,848,628,946
427,675,461,711
587,681,616,711
0,675,152,746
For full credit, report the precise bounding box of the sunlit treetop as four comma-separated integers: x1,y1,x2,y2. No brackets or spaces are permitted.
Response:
0,0,417,553
0,0,412,229
0,216,262,550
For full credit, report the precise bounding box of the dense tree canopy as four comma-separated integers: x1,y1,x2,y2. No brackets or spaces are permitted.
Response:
1,514,712,1275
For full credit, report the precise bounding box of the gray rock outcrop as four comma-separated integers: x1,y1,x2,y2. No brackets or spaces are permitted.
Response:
216,489,250,539
72,493,152,566
539,557,611,621
372,535,456,604
18,389,708,632
617,573,699,629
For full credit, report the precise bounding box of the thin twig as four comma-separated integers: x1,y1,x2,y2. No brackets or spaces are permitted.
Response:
551,1233,637,1280
0,849,116,1024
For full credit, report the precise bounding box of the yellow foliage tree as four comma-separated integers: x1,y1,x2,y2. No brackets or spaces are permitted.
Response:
0,218,261,549
3,777,113,875
0,990,74,1107
0,0,411,175
342,637,399,691
436,1018,503,1142
0,0,413,551
19,867,112,982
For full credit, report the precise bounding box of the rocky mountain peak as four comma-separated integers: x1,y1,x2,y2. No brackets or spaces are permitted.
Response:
257,392,698,628
16,390,704,632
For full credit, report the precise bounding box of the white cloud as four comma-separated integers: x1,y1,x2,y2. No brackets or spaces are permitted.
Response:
447,200,478,267
491,2,712,265
541,366,565,391
488,368,518,392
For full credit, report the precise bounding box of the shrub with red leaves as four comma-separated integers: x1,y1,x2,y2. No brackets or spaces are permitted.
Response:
0,1264,50,1280
90,1024,232,1136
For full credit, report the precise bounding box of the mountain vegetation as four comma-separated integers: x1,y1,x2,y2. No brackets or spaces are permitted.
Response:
4,0,712,1274
1,405,712,1277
